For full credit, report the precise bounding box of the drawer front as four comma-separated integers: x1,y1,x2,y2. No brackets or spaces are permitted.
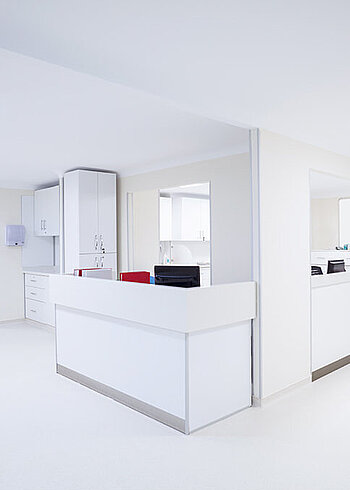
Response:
25,299,48,324
24,274,49,289
25,286,47,302
200,267,211,287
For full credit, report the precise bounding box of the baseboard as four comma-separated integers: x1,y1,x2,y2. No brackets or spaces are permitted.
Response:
0,318,25,325
312,355,350,381
57,364,186,434
253,377,311,408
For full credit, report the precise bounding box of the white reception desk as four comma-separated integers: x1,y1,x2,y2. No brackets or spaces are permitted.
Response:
50,276,256,433
312,271,350,380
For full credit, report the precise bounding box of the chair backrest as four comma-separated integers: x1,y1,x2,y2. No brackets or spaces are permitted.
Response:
119,271,150,284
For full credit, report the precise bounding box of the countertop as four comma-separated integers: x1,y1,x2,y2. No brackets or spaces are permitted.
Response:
312,270,350,288
22,266,61,276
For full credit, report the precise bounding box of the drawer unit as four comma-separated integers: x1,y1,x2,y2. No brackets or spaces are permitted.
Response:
25,274,49,289
24,273,55,326
199,265,211,287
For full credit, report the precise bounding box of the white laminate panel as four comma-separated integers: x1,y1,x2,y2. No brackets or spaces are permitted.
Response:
78,253,117,270
311,271,350,288
188,321,251,431
312,281,350,370
24,274,49,289
25,298,48,324
187,282,256,331
98,172,117,254
21,196,54,268
50,275,256,333
56,306,186,418
78,171,99,254
25,286,47,302
22,266,60,275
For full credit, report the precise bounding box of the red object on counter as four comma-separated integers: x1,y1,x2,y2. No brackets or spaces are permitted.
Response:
119,271,150,284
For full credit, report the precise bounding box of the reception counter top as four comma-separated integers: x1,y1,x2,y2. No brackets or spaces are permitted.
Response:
312,270,350,288
50,275,256,334
50,276,256,434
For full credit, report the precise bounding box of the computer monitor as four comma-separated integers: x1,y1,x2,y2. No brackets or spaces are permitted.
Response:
327,260,345,274
154,265,200,288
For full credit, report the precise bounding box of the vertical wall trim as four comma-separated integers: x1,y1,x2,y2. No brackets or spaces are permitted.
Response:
184,332,190,434
126,192,134,271
59,176,64,274
249,128,262,400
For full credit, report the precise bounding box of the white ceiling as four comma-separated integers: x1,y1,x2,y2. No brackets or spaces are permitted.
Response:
310,171,350,199
1,0,350,158
2,1,350,187
0,49,248,189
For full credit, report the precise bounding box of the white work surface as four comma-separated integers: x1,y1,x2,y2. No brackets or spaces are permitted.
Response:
51,275,256,433
50,275,256,333
312,272,350,371
23,266,60,276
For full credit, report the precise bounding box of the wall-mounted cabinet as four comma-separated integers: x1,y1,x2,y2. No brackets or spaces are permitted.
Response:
34,186,60,236
178,197,210,241
160,195,210,242
64,170,117,273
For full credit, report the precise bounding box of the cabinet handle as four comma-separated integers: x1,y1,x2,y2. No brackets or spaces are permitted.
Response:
40,220,43,231
30,309,37,313
94,235,99,251
30,279,37,283
100,234,105,253
30,292,37,296
100,256,104,267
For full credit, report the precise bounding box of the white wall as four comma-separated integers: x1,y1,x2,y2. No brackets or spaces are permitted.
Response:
259,130,350,399
118,153,252,285
0,188,32,321
311,198,339,250
132,189,159,272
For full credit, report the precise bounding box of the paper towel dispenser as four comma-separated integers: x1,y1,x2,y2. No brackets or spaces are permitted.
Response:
5,225,25,246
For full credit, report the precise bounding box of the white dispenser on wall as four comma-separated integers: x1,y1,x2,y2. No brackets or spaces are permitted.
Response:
5,225,25,246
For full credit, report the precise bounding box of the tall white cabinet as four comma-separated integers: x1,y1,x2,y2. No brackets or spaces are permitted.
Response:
64,170,117,273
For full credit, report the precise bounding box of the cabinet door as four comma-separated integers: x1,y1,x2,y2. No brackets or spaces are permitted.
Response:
98,173,117,253
79,254,100,268
99,253,117,270
181,198,201,240
34,186,59,236
44,186,60,236
79,253,117,270
79,171,98,254
200,199,210,241
34,189,47,236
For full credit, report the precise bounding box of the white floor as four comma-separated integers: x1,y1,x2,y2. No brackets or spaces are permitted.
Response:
1,321,350,490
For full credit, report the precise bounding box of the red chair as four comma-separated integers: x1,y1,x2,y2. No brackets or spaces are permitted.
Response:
119,271,150,284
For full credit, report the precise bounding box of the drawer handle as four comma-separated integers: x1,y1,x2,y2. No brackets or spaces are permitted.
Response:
30,309,37,313
30,279,37,282
30,292,37,295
